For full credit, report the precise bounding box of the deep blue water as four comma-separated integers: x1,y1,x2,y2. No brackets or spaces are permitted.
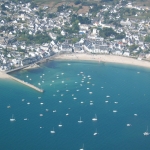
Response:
0,60,150,150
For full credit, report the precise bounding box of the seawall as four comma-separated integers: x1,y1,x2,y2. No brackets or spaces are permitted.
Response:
7,74,44,93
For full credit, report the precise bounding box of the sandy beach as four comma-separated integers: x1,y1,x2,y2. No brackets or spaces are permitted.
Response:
54,53,150,68
0,71,10,79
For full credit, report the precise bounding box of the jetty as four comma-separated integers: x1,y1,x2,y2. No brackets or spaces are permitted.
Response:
7,74,44,93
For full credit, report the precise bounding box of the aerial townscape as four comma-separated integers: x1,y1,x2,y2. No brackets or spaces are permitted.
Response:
1,1,150,150
1,0,150,71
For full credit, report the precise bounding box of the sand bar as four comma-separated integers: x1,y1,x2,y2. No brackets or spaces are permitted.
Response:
54,53,150,68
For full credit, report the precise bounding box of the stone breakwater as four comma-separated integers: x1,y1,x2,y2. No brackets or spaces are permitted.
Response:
7,74,44,93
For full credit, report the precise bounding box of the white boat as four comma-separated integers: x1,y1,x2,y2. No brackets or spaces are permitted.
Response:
93,129,98,136
73,97,77,100
39,114,43,116
53,110,56,113
89,92,93,94
143,126,150,136
81,101,84,104
87,88,90,90
40,102,44,105
92,114,97,121
66,113,69,116
114,102,118,104
78,117,83,123
106,95,110,98
50,128,55,134
45,109,49,112
68,63,71,65
105,101,109,103
127,124,132,127
27,102,30,105
58,122,62,127
90,103,93,105
113,110,117,113
10,114,16,122
59,101,62,103
134,114,138,116
24,118,28,121
7,105,11,108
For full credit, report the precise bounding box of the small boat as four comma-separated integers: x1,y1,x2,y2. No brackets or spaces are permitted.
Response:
39,114,43,116
53,110,56,113
134,114,138,116
73,97,77,100
90,103,93,105
62,81,64,83
92,114,97,121
40,103,44,105
58,122,62,127
87,88,90,90
89,92,93,94
105,101,109,103
68,63,71,66
24,118,28,121
114,102,118,104
27,102,30,105
50,127,55,134
78,117,83,123
66,113,69,116
106,95,110,98
7,105,11,108
143,126,150,136
81,101,84,104
113,110,117,113
93,129,98,136
59,101,62,103
10,114,16,122
127,124,132,127
45,109,49,112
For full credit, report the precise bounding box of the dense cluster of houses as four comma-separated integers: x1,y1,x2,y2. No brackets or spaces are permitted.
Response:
0,0,150,71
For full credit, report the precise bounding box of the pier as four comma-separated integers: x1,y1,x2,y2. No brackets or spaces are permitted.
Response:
7,74,44,93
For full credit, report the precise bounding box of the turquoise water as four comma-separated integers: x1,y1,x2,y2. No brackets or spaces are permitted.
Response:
1,60,150,150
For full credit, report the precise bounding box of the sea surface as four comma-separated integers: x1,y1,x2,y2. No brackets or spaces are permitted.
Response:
0,60,150,150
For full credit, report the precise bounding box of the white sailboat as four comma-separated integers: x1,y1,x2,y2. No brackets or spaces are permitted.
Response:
50,127,55,134
78,117,83,123
143,126,150,136
93,128,98,136
92,114,97,121
58,122,62,127
10,114,16,122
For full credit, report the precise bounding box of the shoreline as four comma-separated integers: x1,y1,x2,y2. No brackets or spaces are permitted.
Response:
1,53,150,79
54,53,150,68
